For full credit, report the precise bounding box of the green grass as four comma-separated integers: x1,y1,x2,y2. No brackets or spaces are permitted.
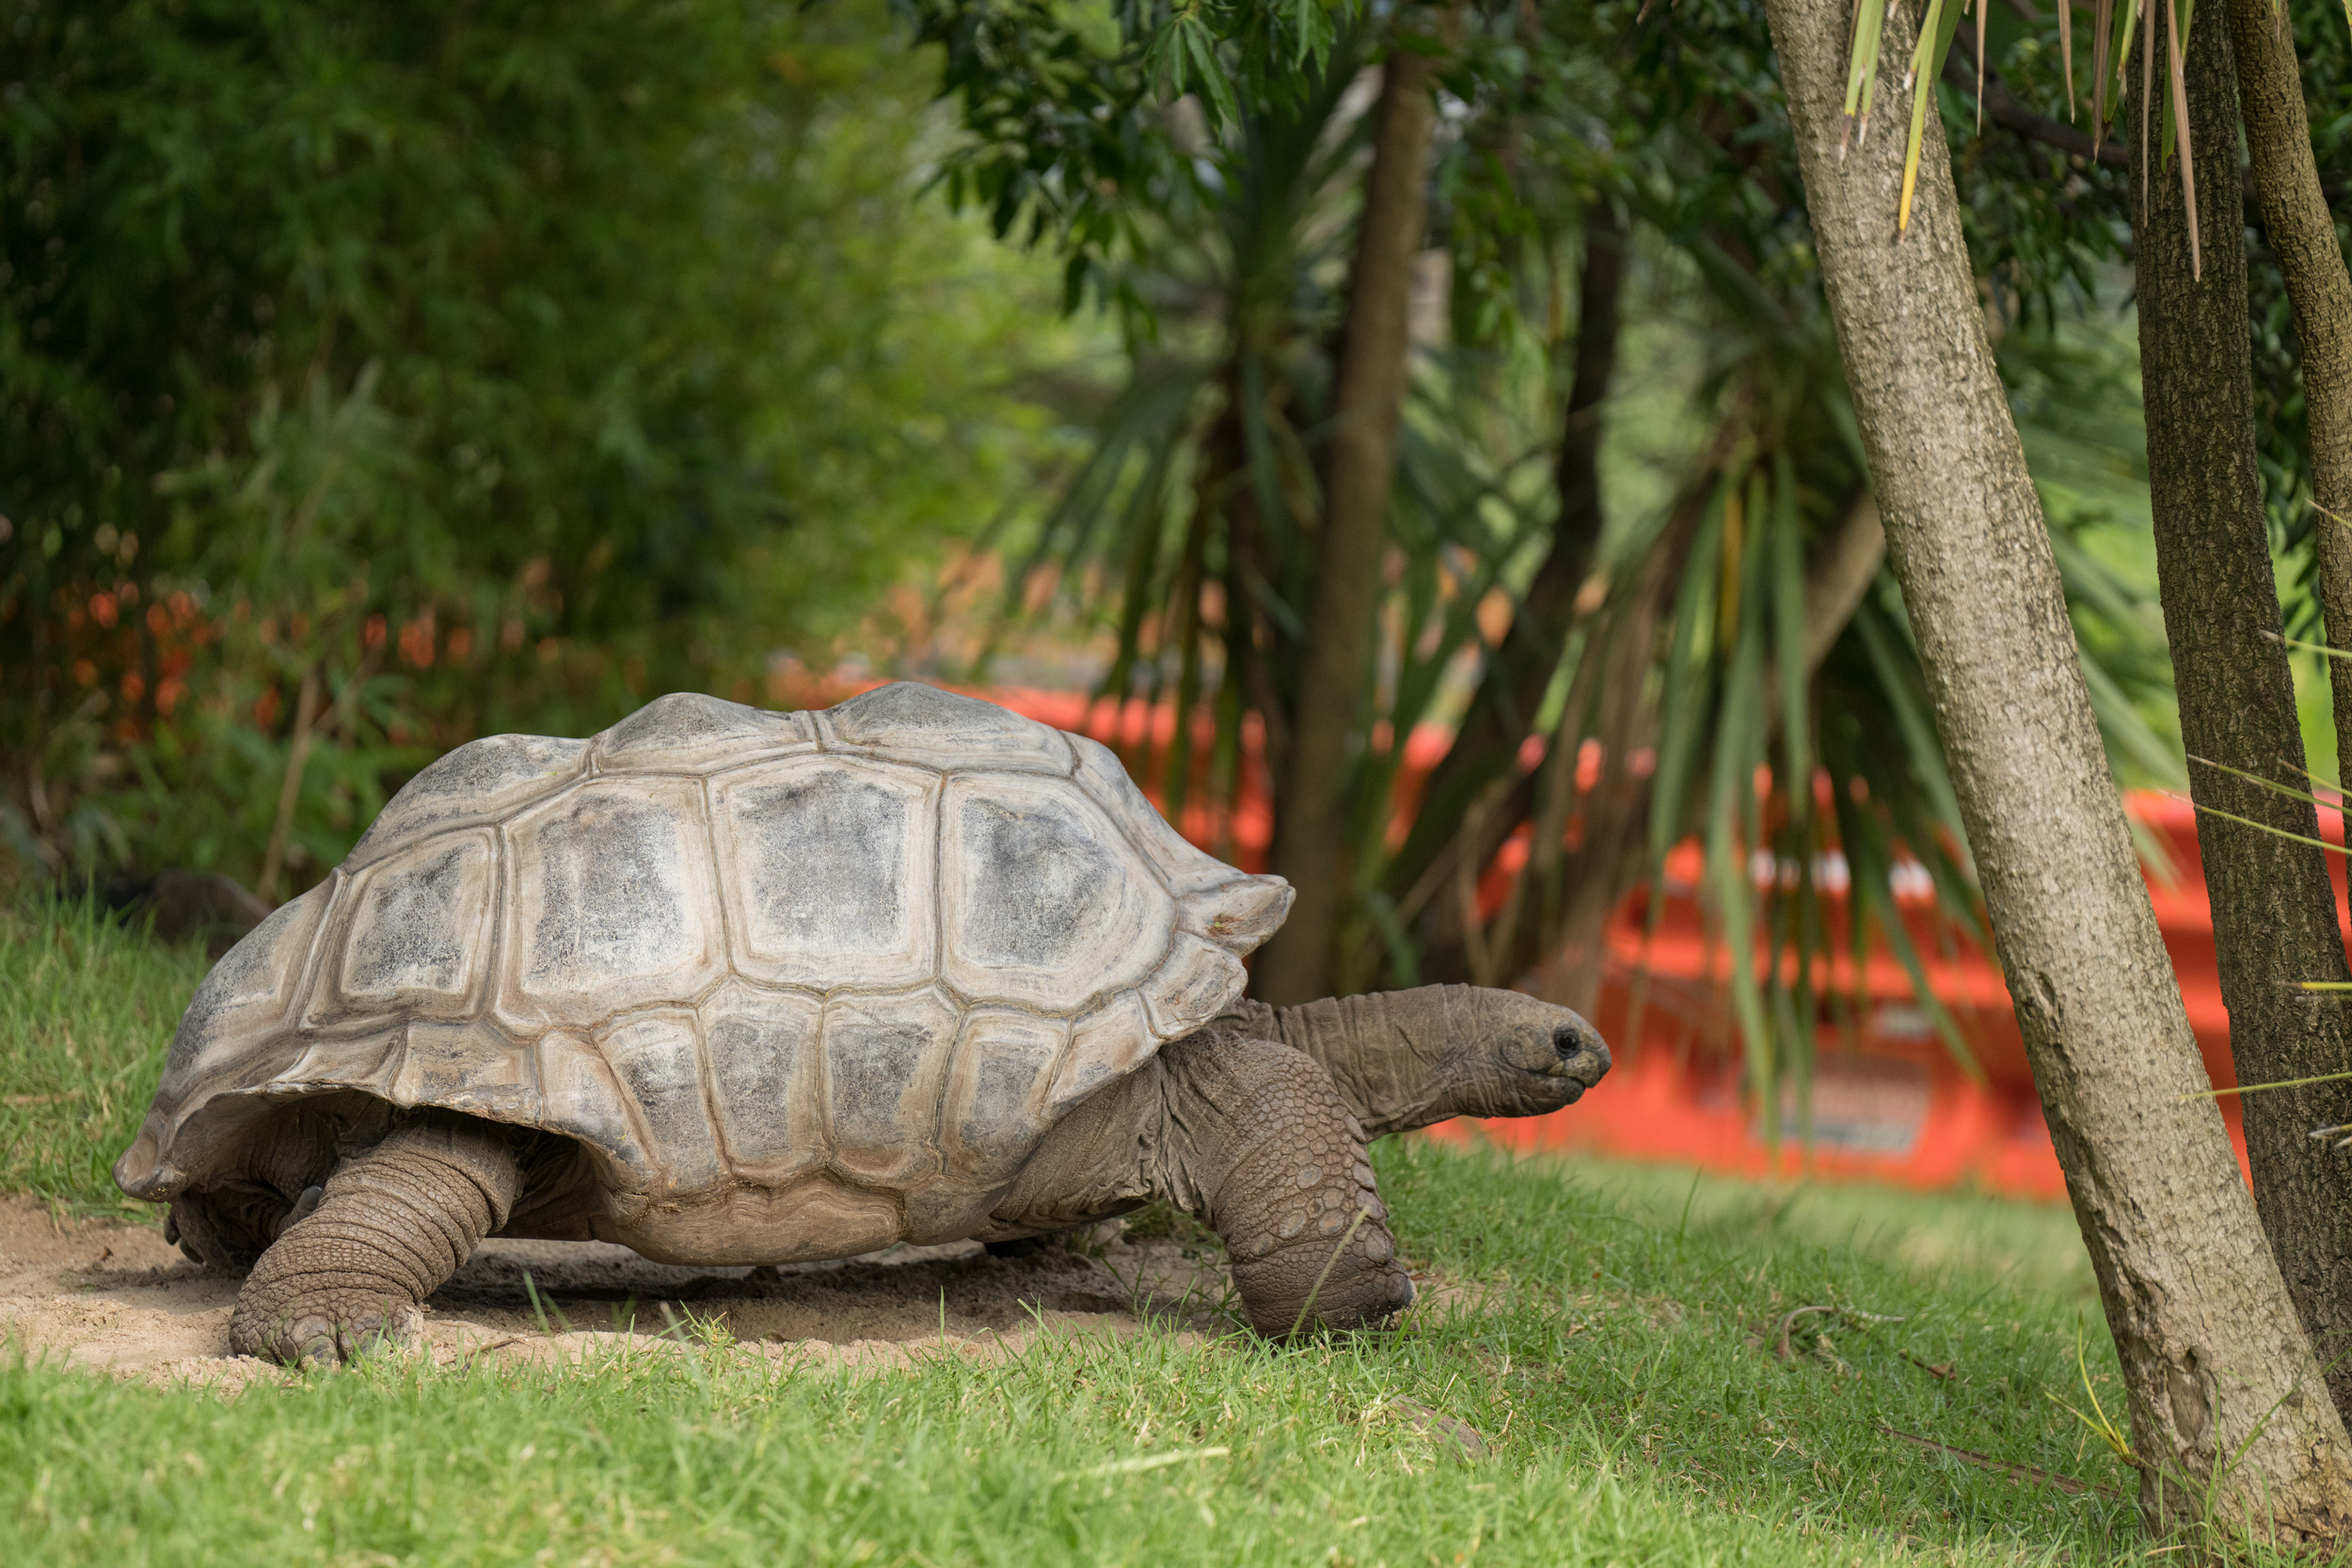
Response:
0,899,2289,1564
0,897,211,1213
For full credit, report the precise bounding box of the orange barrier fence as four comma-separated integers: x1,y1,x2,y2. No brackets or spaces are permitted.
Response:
1489,792,2272,1199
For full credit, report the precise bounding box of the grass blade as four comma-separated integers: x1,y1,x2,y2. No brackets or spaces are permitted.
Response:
1977,0,1989,130
1770,453,1810,794
2140,0,2156,213
2091,0,2115,143
1843,0,1890,151
2261,630,2352,662
1899,0,1966,232
2186,753,2339,813
2168,793,2352,857
2180,1068,2352,1101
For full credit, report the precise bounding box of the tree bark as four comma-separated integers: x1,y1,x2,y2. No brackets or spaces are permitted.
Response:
1256,18,1445,1006
1379,203,1628,927
2230,0,2352,792
1763,0,2352,1537
2149,0,2352,1432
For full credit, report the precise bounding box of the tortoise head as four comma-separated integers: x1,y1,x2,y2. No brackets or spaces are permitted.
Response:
1426,987,1612,1125
1277,985,1612,1139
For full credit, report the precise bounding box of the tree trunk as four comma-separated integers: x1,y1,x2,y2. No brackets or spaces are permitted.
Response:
1380,203,1628,928
1762,0,2352,1537
1255,18,1444,1006
2230,0,2352,791
2149,0,2352,1433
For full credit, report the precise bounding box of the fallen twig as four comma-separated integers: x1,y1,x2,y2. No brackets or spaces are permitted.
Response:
1777,1306,1834,1359
2,1093,80,1106
1775,1304,1907,1361
1896,1348,1955,1381
457,1334,527,1370
1877,1423,2119,1498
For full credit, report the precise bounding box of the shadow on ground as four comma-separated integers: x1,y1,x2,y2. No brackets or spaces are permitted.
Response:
0,1196,1240,1389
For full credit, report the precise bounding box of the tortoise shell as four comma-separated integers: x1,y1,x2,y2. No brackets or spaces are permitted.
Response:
114,684,1292,1262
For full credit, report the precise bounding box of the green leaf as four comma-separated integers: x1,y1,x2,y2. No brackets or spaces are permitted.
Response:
1841,0,1890,140
1648,486,1733,868
1770,453,1810,795
1898,0,1967,233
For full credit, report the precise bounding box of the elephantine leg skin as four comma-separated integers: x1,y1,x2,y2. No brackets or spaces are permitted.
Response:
983,1030,1413,1336
1168,1036,1413,1336
228,1114,523,1366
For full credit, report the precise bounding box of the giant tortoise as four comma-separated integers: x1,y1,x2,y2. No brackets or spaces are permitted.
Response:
115,683,1610,1362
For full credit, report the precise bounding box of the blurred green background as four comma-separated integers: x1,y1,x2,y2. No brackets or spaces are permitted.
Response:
3,0,2344,994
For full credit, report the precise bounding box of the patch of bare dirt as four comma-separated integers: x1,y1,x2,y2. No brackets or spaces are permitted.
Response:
0,1196,1244,1389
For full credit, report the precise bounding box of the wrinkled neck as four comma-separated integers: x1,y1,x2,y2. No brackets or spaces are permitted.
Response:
1255,986,1470,1139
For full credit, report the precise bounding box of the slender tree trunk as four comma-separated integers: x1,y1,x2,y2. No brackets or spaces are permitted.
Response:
256,665,322,906
1797,493,1883,673
1381,204,1628,924
2148,0,2352,1432
1256,19,1444,1006
1763,0,2352,1536
2231,0,2352,787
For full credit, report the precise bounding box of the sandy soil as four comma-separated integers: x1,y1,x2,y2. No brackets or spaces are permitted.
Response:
0,1196,1241,1390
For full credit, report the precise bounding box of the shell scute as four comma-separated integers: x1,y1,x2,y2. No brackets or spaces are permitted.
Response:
350,733,586,867
329,832,498,1020
163,879,332,1079
942,1008,1067,1184
824,681,1071,773
597,1010,725,1197
1049,993,1156,1113
500,777,723,1029
389,1021,532,1121
1181,875,1294,949
533,1030,657,1190
594,691,816,774
699,984,826,1183
1070,736,1232,896
820,989,958,1186
712,756,936,990
939,773,1170,1013
1137,935,1249,1039
1070,731,1291,957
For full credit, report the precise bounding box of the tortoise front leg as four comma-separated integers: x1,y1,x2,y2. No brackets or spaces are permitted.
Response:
990,1031,1413,1336
1165,1034,1413,1336
229,1113,523,1366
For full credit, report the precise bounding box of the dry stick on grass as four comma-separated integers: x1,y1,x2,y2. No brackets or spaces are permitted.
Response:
1895,1348,1955,1381
1875,1425,2120,1498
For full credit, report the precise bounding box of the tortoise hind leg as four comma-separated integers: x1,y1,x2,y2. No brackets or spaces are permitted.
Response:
229,1113,523,1366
